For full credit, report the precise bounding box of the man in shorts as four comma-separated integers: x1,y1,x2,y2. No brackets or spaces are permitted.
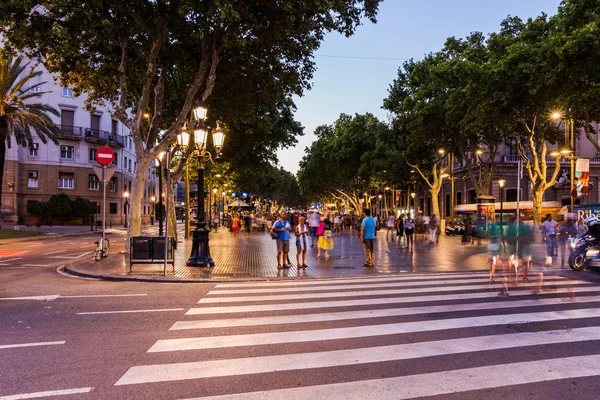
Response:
273,212,292,269
361,209,376,267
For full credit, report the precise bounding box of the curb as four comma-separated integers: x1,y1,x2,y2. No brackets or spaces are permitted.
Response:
0,231,97,245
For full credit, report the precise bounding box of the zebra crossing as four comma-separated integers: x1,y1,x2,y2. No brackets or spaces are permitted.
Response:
115,272,600,399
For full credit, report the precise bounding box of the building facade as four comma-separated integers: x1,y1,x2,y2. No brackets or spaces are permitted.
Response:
1,63,157,226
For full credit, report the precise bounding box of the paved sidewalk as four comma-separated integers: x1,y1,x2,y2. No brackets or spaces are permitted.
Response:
64,227,569,281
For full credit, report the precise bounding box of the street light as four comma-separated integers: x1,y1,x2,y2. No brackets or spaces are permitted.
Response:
150,196,156,225
123,191,130,228
178,104,226,268
552,112,576,212
498,177,506,223
411,192,416,216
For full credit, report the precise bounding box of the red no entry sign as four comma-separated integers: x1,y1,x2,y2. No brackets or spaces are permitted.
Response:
96,146,115,165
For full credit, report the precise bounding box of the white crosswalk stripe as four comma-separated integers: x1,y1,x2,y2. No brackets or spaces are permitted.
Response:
115,273,600,398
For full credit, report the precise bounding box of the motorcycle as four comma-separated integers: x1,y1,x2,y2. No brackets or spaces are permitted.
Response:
445,222,466,236
568,232,600,271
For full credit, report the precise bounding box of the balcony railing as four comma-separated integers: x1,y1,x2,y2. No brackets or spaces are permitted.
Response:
57,124,83,138
502,155,520,163
84,128,124,147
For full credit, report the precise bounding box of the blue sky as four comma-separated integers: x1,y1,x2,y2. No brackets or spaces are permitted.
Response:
277,0,563,174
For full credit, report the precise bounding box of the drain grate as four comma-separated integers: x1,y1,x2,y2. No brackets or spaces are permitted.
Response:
507,321,572,334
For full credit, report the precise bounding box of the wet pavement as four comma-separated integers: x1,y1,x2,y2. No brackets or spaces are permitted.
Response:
64,226,568,281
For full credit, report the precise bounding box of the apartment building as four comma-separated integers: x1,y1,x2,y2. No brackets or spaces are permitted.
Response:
1,64,157,225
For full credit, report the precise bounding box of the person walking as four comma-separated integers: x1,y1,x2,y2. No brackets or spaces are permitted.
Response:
428,214,438,245
317,209,334,259
396,215,405,249
361,209,376,267
558,218,577,268
308,211,320,248
404,216,415,251
386,214,395,241
243,212,251,238
541,213,558,263
231,213,240,236
295,215,309,268
273,212,292,269
333,214,342,235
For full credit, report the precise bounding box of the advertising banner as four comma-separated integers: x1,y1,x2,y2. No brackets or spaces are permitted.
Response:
573,158,590,197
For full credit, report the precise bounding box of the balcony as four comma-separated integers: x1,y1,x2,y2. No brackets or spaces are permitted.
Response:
57,125,83,140
502,155,520,163
84,128,125,148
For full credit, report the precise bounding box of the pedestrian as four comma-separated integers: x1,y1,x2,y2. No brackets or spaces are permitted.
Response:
333,214,342,235
317,209,334,259
231,213,240,236
404,216,415,251
428,214,438,245
558,218,577,268
243,212,251,237
361,209,376,267
308,211,320,248
273,212,292,269
213,213,219,231
386,214,395,241
295,215,309,268
540,213,558,263
396,215,405,249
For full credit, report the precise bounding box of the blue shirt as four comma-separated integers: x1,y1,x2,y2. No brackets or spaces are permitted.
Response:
361,216,376,239
274,220,291,241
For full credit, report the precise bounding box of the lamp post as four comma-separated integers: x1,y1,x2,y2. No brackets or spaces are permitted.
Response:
178,105,225,268
123,191,130,228
156,152,165,236
150,196,155,225
411,192,416,217
551,112,576,212
498,177,506,223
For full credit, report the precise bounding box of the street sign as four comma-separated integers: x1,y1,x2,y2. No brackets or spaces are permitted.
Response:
96,146,115,165
92,165,116,182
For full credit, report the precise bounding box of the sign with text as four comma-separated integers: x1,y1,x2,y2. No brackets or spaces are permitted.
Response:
574,158,590,197
96,146,115,165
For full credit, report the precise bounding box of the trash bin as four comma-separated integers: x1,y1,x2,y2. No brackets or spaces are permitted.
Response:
152,237,174,260
131,236,152,260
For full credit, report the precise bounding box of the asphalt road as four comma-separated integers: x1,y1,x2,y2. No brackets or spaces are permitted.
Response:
2,235,600,399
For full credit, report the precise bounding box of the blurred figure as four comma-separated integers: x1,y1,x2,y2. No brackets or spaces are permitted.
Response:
540,213,558,263
558,218,577,268
487,222,503,288
386,214,395,241
317,209,334,259
295,216,309,268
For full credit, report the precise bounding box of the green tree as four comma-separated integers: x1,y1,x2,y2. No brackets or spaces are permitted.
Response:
0,55,60,207
47,193,73,223
73,197,96,224
0,0,381,239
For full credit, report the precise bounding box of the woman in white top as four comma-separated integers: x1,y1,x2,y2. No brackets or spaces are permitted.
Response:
404,217,415,251
295,216,309,268
386,215,395,241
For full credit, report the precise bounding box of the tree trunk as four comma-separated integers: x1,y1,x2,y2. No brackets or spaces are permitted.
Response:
532,190,543,226
430,187,441,218
0,131,6,208
126,154,153,249
168,187,177,242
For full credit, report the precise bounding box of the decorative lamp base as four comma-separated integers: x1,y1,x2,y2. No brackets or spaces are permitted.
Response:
186,222,214,267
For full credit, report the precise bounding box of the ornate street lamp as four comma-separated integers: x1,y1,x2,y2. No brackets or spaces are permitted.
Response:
150,196,156,225
178,105,226,267
156,151,166,236
123,191,130,228
498,177,506,223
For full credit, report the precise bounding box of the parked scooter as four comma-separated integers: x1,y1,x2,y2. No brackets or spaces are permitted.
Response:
569,216,600,271
445,222,466,236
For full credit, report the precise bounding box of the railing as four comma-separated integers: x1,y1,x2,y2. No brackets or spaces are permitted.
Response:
502,155,520,163
84,128,124,147
57,125,83,138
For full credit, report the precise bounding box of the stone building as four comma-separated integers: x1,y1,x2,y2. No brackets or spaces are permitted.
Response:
1,63,157,226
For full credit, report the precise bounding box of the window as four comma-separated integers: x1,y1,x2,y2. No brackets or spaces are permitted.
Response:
128,158,132,172
506,189,518,202
88,174,99,190
89,148,97,162
445,193,451,217
112,152,118,166
468,189,477,204
30,85,41,93
456,192,462,206
111,120,118,135
109,203,117,214
124,156,128,170
109,177,117,192
91,114,100,133
29,143,39,157
60,145,74,159
62,87,73,97
28,170,39,188
134,161,136,172
58,172,74,189
60,110,75,133
507,139,518,156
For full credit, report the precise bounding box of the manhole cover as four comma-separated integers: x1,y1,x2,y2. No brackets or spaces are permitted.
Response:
507,321,572,334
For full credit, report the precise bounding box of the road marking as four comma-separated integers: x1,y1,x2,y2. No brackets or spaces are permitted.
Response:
81,244,95,248
189,286,599,315
59,294,148,299
43,250,66,255
0,258,24,263
0,387,93,400
21,264,52,267
117,326,600,385
46,252,91,260
175,294,600,330
0,295,59,301
214,273,489,288
199,280,589,303
207,276,574,295
150,308,600,352
180,354,600,400
0,341,65,350
77,308,184,315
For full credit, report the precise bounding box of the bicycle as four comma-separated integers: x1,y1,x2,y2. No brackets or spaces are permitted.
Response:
93,236,110,261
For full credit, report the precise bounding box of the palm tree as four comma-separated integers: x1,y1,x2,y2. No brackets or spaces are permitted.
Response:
0,55,61,208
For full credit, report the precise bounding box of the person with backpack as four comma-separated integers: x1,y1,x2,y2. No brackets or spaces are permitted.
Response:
272,212,292,269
